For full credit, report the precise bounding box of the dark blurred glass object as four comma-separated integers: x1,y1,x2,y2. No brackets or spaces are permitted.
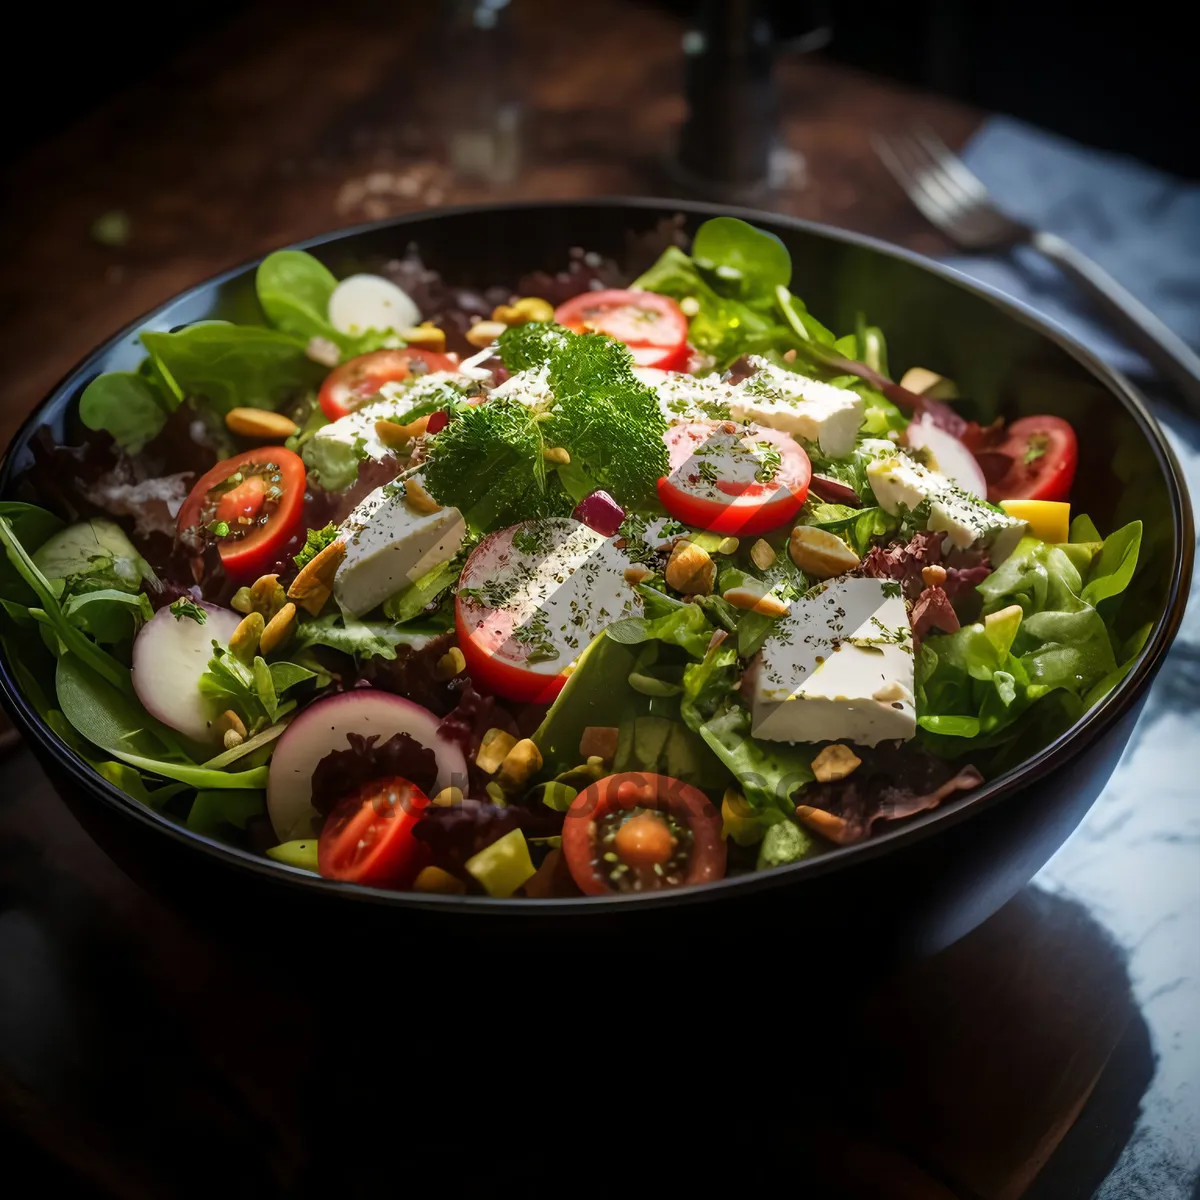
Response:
671,0,830,198
438,0,523,186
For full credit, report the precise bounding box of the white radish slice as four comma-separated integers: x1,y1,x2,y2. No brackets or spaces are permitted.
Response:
266,690,468,841
904,415,988,498
328,274,420,337
131,602,242,744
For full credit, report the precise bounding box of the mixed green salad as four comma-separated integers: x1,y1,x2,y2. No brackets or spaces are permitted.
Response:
0,217,1147,898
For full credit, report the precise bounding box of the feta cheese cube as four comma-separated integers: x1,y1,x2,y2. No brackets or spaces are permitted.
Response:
866,450,1027,562
748,576,916,748
729,358,865,458
334,473,466,617
631,368,738,425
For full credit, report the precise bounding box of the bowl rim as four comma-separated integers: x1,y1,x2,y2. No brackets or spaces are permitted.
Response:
0,195,1193,916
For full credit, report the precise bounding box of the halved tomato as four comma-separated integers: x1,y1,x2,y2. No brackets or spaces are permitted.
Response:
176,447,307,583
554,289,689,370
455,517,642,703
318,348,459,420
986,415,1078,503
317,776,430,887
657,421,811,535
561,772,726,895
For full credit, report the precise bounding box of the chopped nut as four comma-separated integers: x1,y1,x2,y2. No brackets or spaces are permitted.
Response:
259,601,297,656
465,319,508,348
921,564,948,588
375,416,429,449
431,786,464,808
493,296,555,325
231,587,254,614
215,710,247,741
794,805,854,845
811,743,862,783
476,728,518,774
665,541,715,595
496,738,543,792
403,477,442,515
623,564,653,587
899,366,957,400
485,781,508,806
542,447,571,465
789,526,860,578
579,726,620,762
715,536,739,556
240,573,287,620
225,408,299,439
399,324,446,352
306,336,341,368
434,647,466,680
413,866,467,894
287,539,346,616
722,584,789,617
750,538,777,571
229,612,265,662
223,729,245,750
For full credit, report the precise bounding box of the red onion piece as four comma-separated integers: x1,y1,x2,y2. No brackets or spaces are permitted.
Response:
572,490,625,536
808,475,862,507
904,414,988,498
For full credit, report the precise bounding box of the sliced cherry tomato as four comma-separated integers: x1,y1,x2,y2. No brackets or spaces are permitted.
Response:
455,517,642,704
554,289,689,370
986,415,1079,503
317,776,430,887
176,447,306,583
657,421,811,535
318,348,459,420
562,772,726,895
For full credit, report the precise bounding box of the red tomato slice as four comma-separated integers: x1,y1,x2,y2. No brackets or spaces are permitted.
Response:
177,447,307,583
318,348,459,420
455,517,641,704
562,772,726,895
554,289,689,369
987,415,1079,503
657,421,811,536
317,776,430,887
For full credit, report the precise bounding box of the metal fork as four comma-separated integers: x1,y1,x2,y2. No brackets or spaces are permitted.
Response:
873,125,1200,416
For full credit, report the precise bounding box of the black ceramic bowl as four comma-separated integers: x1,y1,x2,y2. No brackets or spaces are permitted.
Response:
0,200,1192,962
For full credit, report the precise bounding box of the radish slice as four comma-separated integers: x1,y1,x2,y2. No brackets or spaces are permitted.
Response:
266,691,468,841
328,274,420,336
131,602,242,744
904,415,987,498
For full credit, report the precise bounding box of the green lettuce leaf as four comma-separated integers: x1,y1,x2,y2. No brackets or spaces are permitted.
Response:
78,371,173,453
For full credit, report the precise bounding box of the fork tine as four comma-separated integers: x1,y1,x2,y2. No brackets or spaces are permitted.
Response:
895,131,980,222
911,123,992,204
871,132,960,232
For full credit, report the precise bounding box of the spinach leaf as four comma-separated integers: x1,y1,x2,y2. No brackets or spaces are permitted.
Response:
382,559,460,623
185,788,266,836
78,371,173,453
692,216,792,297
255,250,342,345
140,322,323,414
55,652,267,789
62,589,154,644
0,503,65,602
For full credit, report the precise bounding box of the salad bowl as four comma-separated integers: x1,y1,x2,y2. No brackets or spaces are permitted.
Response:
0,199,1191,961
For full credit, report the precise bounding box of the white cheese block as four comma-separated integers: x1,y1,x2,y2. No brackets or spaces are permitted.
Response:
310,372,470,464
749,576,916,748
334,474,466,617
866,449,1027,562
328,274,420,336
631,367,738,425
729,358,865,458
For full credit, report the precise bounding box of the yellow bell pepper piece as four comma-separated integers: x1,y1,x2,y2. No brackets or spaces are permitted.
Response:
999,499,1070,544
721,787,765,847
464,828,536,898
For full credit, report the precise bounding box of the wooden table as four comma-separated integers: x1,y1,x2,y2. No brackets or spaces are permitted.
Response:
0,2,1148,1196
